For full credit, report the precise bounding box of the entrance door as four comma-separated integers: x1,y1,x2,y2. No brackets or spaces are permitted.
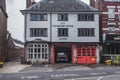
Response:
76,46,96,64
55,47,71,63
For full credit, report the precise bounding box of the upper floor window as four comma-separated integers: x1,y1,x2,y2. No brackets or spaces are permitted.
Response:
109,25,115,32
118,8,120,19
104,0,120,2
78,28,95,37
58,28,68,37
30,28,47,37
30,14,47,21
108,8,115,19
58,14,68,21
78,14,94,21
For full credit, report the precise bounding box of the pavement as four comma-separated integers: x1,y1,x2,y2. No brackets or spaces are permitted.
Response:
20,63,120,73
0,60,31,73
0,61,120,73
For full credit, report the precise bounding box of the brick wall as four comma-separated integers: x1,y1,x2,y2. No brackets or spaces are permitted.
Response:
7,48,23,61
0,8,7,62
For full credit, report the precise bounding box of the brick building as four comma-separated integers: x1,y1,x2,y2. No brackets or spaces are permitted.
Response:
6,32,24,61
0,0,8,62
90,0,120,63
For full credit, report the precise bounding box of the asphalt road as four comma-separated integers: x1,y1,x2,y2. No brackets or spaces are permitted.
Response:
65,74,120,80
0,69,120,80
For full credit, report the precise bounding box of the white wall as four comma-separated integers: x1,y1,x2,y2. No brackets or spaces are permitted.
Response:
25,12,99,43
26,13,51,41
51,13,100,42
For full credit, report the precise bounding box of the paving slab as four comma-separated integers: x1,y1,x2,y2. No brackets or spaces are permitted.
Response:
0,62,31,73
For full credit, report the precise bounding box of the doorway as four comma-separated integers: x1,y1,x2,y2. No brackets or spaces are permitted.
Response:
55,47,71,63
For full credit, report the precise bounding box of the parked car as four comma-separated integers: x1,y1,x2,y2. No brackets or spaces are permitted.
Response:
57,52,68,61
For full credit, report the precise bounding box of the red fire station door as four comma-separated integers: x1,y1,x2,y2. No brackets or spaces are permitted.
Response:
76,46,96,64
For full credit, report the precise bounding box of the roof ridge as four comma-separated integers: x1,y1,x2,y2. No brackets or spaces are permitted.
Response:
23,0,98,12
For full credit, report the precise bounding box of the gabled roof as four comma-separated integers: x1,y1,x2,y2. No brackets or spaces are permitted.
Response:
22,0,98,12
12,39,24,48
0,6,8,18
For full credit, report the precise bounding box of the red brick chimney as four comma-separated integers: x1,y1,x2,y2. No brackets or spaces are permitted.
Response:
95,0,103,10
26,0,36,8
90,0,95,8
1,0,6,11
31,0,36,5
26,0,31,8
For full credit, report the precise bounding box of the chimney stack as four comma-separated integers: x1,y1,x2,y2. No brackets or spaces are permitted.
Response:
90,0,95,8
31,0,36,5
0,0,6,11
26,0,36,8
26,0,31,8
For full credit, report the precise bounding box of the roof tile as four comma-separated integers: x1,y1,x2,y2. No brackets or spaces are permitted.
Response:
25,0,98,12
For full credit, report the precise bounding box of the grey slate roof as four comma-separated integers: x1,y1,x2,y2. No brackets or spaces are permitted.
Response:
25,0,98,12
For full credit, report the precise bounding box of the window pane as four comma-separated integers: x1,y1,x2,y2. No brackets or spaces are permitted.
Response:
38,54,40,59
45,54,47,59
42,54,44,59
43,14,47,20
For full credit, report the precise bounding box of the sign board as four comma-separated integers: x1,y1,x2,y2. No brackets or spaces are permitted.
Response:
52,25,73,27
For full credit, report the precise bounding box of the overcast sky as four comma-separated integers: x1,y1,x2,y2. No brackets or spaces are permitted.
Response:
6,0,89,42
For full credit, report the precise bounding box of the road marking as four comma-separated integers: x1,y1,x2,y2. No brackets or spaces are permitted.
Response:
115,71,120,74
51,74,79,78
21,76,38,79
65,77,97,80
91,72,107,75
97,76,103,80
0,74,3,78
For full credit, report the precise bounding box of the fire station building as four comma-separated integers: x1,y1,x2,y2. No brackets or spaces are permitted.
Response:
21,0,101,64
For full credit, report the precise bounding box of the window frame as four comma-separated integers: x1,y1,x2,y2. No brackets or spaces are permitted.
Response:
58,28,69,37
58,14,68,21
30,14,48,21
108,8,115,19
27,43,49,60
78,28,95,37
109,25,115,32
30,28,48,37
78,14,94,21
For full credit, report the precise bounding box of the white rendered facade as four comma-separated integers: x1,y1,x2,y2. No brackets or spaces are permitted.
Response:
22,0,101,64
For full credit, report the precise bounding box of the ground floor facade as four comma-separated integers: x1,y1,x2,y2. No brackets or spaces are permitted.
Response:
102,44,120,64
24,42,100,64
102,34,120,64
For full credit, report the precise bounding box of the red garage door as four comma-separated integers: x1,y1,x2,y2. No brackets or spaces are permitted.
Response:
76,46,96,64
